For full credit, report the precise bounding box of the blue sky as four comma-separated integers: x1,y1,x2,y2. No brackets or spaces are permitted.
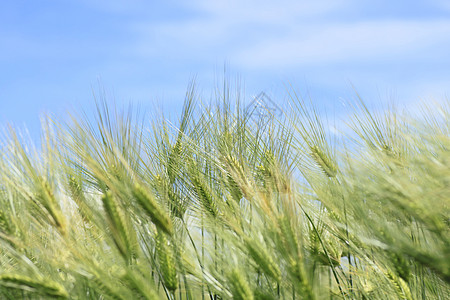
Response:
1,0,449,140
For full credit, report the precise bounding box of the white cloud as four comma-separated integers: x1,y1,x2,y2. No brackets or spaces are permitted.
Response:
233,19,450,68
129,0,354,58
102,0,450,111
187,0,350,23
129,0,450,72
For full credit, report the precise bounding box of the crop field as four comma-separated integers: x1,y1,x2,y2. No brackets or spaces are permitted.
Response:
0,85,448,299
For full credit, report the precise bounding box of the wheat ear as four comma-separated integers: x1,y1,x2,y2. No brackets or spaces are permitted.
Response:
39,179,67,236
101,191,136,262
243,236,281,282
227,268,254,300
156,230,178,292
0,274,68,299
132,183,173,235
310,145,337,178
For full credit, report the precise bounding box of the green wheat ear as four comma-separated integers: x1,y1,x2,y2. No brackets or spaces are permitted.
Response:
189,161,218,218
132,183,173,235
90,271,129,300
243,236,281,282
156,230,178,292
223,154,248,201
227,268,254,300
101,191,137,262
0,209,19,245
0,274,69,299
385,269,413,300
121,270,160,300
253,288,276,300
288,258,315,300
68,176,96,224
38,179,67,236
310,145,337,178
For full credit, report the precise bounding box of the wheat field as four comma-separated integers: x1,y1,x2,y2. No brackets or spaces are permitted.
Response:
0,84,448,299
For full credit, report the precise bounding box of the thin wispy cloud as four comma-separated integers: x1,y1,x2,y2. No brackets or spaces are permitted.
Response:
129,1,450,70
130,0,352,60
188,0,348,22
234,19,450,68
